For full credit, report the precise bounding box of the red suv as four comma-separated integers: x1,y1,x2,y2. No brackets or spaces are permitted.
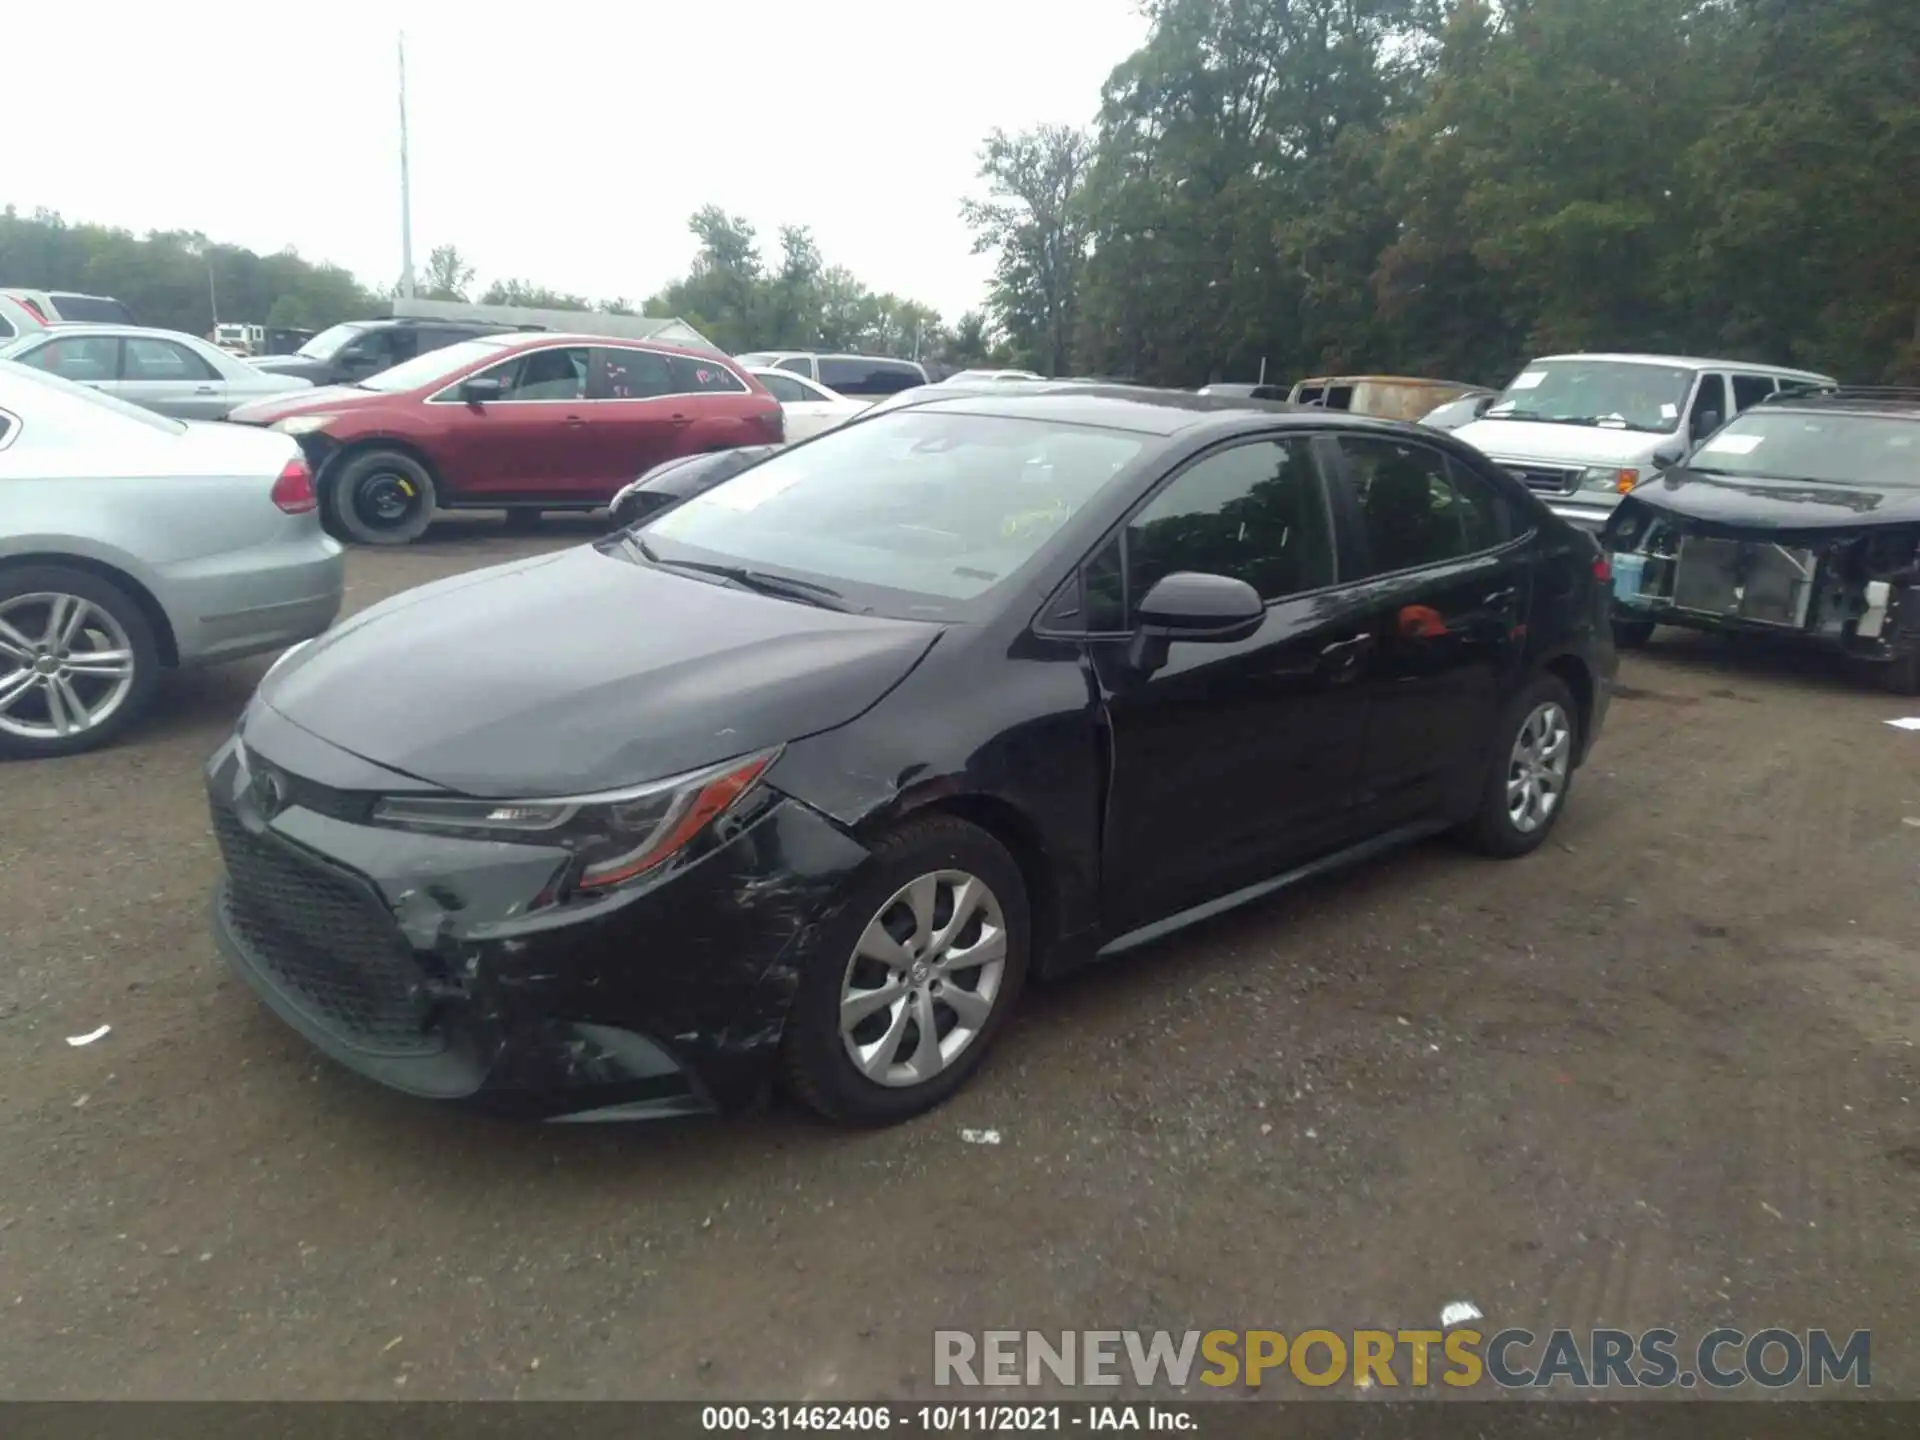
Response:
227,333,783,544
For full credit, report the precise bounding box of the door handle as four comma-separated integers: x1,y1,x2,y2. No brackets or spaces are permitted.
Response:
564,414,587,428
1483,587,1518,608
194,385,217,394
1317,633,1374,671
668,413,693,427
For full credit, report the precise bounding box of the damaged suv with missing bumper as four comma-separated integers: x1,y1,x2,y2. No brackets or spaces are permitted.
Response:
1602,387,1920,693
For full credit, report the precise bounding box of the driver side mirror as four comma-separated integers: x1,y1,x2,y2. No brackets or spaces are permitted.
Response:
461,376,505,404
1470,394,1494,418
1651,440,1688,470
1127,572,1264,674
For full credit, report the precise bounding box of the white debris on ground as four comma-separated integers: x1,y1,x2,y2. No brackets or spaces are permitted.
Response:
1884,717,1920,731
960,1128,1002,1145
65,1025,111,1047
1440,1301,1483,1329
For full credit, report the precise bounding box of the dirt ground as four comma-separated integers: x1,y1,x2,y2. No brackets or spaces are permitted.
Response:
2,516,1917,1400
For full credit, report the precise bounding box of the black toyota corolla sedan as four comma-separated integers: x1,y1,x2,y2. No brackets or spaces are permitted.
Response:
206,387,1615,1126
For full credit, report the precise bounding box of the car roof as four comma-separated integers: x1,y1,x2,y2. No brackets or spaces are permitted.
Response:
489,332,733,361
1758,387,1920,420
1295,374,1485,388
26,322,209,345
874,381,1407,438
1526,352,1834,379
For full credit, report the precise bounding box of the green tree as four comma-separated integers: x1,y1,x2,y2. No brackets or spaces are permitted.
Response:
418,243,475,302
962,125,1092,375
478,278,591,310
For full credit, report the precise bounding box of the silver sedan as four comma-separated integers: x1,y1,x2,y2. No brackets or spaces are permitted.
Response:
0,360,344,759
0,324,313,420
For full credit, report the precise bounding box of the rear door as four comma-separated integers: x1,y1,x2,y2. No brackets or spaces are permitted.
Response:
585,346,685,492
1083,435,1376,932
1319,432,1531,830
14,333,121,391
757,369,841,440
113,336,228,419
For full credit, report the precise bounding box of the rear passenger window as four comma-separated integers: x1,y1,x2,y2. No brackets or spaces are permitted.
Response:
1335,435,1508,576
1126,439,1334,605
668,355,747,393
775,357,814,377
21,335,118,381
595,347,672,399
1731,375,1776,412
0,414,13,444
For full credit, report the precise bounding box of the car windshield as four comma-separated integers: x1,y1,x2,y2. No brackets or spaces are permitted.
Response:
640,410,1146,617
354,338,514,393
1688,411,1920,488
0,357,187,433
1484,360,1695,433
297,323,367,360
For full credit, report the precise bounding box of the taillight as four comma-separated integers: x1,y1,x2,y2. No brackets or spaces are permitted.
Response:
271,456,318,514
1592,554,1613,583
20,298,49,323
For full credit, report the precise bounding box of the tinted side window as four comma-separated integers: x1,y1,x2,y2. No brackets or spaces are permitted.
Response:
596,347,673,399
123,338,216,382
668,354,747,394
1335,436,1507,576
1731,374,1776,412
1126,439,1334,605
818,357,872,391
1689,372,1728,431
0,315,14,339
0,414,12,444
774,356,815,377
21,335,118,381
758,372,810,403
52,294,133,323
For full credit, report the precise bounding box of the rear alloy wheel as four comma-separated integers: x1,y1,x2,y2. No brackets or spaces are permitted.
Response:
785,816,1029,1125
330,449,436,546
0,566,160,760
1465,674,1580,858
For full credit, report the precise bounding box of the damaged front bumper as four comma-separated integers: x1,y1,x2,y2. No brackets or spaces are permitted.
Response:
1604,505,1919,667
203,711,871,1121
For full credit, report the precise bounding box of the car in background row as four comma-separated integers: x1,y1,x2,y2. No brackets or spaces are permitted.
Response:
609,444,783,527
1198,382,1289,401
0,360,343,760
748,367,871,441
228,333,782,545
1290,375,1490,423
1456,353,1834,532
0,288,137,326
0,325,313,419
206,386,1613,1125
249,316,535,388
1604,386,1920,693
941,368,1044,384
734,351,928,397
1421,392,1498,432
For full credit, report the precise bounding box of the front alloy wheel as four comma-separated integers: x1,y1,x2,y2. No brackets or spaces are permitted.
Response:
839,870,1009,1087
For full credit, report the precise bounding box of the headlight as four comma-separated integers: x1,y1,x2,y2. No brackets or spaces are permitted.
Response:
369,748,781,893
1579,466,1641,494
270,414,338,436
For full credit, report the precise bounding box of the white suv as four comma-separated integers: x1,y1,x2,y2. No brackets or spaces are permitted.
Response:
1454,353,1834,531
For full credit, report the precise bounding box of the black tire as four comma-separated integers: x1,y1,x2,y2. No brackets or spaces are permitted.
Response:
328,449,437,546
783,814,1031,1126
1612,618,1656,650
0,564,162,761
1850,648,1920,697
503,509,543,534
1463,672,1581,858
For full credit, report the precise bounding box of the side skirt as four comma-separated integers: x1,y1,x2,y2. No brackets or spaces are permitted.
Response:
1093,820,1452,961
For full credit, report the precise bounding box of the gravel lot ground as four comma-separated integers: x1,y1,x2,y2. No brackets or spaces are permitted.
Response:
2,516,1917,1400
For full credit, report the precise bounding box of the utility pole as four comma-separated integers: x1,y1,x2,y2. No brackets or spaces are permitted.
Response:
207,257,219,328
398,31,416,300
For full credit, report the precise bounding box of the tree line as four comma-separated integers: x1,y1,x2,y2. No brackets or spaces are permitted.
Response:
0,204,1004,370
966,0,1920,388
7,0,1912,389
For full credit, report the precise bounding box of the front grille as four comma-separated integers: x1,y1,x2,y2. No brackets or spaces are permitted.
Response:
212,799,440,1055
1506,464,1580,495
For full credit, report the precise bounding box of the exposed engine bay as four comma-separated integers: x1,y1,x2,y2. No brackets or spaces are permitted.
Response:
1607,506,1918,655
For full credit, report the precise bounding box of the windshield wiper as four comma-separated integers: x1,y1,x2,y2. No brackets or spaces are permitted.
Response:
628,539,850,610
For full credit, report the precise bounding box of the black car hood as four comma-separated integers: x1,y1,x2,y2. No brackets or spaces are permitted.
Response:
258,545,944,798
1626,466,1920,531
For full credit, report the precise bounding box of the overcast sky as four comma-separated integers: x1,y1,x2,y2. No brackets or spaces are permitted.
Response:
7,1,1151,322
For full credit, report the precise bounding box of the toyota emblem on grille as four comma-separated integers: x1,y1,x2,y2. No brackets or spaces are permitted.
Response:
251,768,287,817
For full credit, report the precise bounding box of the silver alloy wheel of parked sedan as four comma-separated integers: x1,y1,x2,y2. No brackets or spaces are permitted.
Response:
0,591,139,740
1507,700,1572,834
839,869,1009,1088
